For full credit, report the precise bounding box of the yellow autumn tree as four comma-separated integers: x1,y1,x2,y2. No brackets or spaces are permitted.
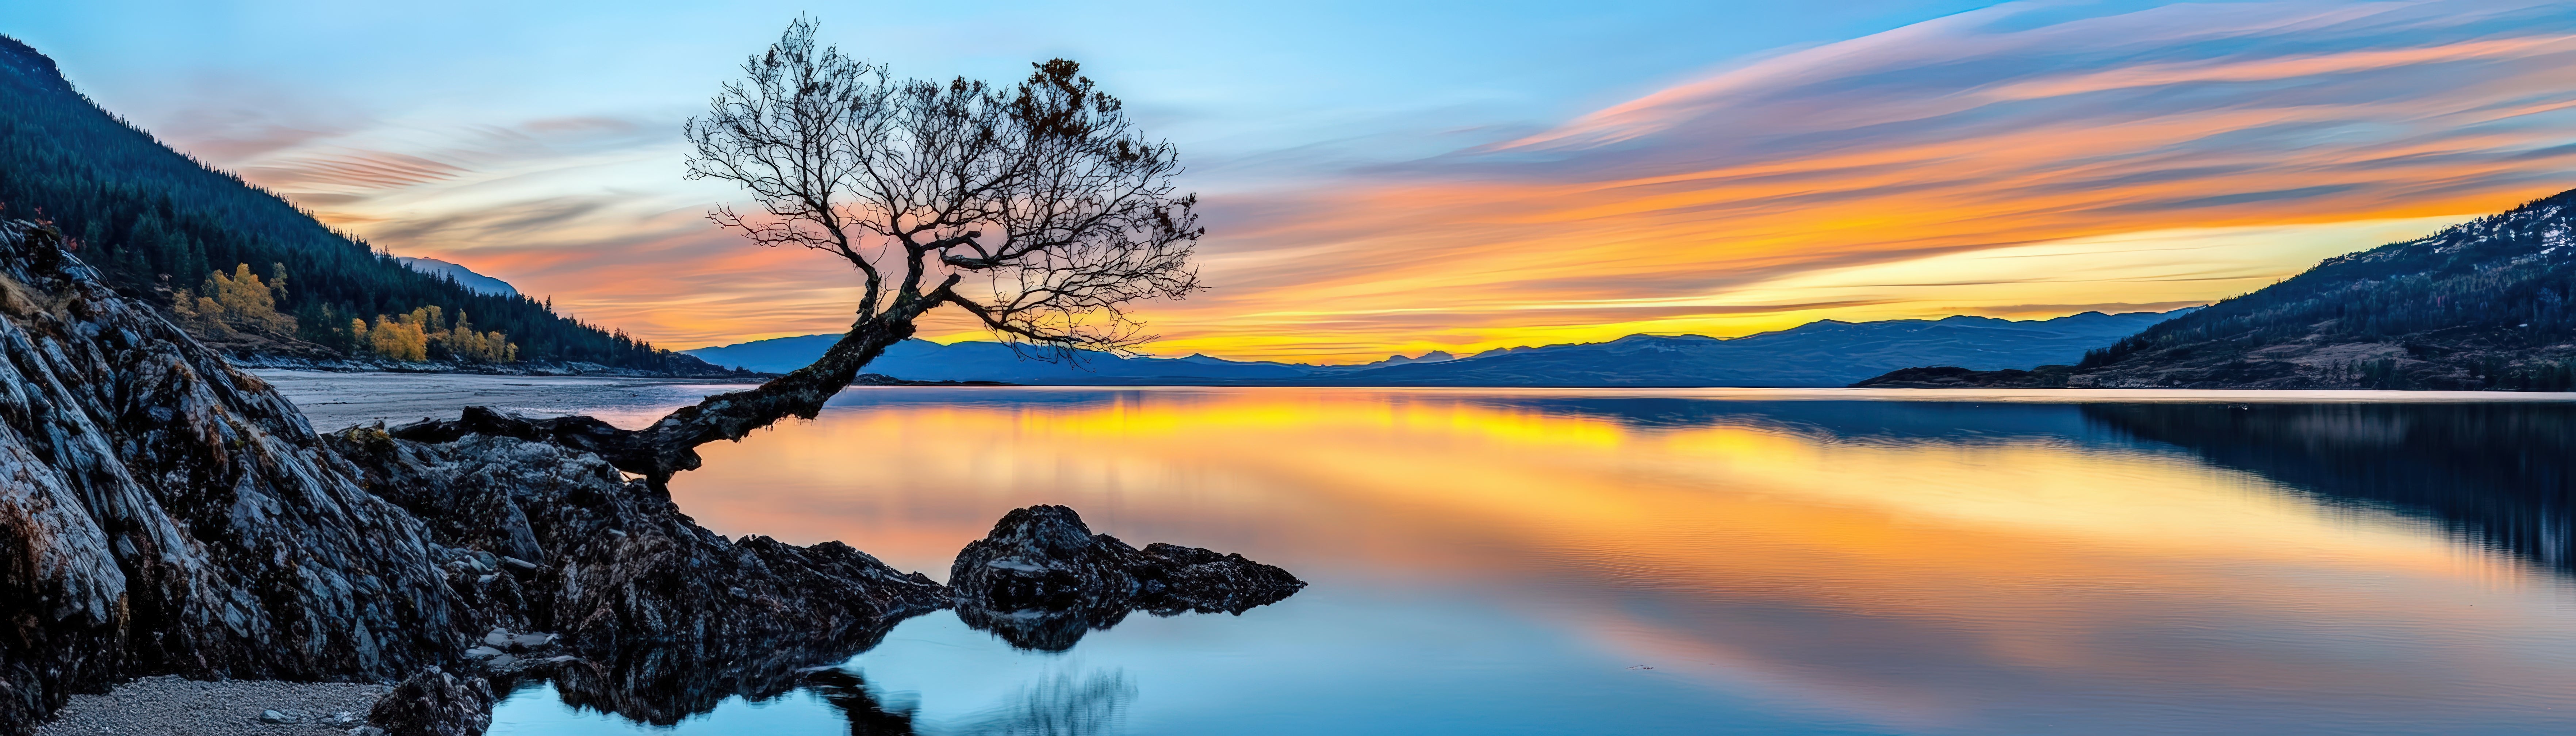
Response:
172,263,296,336
434,311,518,362
356,307,432,361
350,305,515,363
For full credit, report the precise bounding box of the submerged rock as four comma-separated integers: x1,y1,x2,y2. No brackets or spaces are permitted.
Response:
950,505,1306,650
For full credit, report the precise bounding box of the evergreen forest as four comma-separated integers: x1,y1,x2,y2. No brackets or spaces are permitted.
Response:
2081,188,2576,390
0,36,717,372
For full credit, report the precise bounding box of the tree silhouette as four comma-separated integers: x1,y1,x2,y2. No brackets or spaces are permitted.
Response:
587,18,1203,483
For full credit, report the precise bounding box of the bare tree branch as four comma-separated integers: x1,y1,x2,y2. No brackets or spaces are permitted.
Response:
576,18,1203,486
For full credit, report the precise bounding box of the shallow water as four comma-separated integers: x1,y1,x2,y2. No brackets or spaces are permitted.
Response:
483,388,2576,735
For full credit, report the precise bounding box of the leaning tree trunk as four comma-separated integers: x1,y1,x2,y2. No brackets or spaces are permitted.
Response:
615,317,914,482
396,313,920,489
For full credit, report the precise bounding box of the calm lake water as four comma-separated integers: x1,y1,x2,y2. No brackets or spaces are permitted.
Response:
482,388,2576,735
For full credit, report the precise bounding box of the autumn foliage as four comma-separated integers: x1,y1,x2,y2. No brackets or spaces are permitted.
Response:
351,305,518,363
172,263,296,337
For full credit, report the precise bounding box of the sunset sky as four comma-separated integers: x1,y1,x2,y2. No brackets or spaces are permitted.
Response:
11,0,2576,362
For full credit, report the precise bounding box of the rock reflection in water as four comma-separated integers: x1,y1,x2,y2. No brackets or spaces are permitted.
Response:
950,506,1307,651
2088,402,2576,572
953,601,1137,652
522,620,913,726
499,504,1291,730
528,648,1136,735
476,387,2576,734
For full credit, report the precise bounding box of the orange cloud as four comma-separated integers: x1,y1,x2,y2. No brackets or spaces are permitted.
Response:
1132,0,2576,360
192,1,2576,360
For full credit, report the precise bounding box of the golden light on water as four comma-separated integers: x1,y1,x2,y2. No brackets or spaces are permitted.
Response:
663,388,2576,730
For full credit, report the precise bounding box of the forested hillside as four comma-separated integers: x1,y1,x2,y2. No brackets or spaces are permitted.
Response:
0,36,722,373
2070,188,2576,389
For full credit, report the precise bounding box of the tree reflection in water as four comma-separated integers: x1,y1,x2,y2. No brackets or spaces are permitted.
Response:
1465,395,2576,575
2086,402,2576,573
521,392,2576,733
807,670,917,735
811,668,1134,736
530,634,1138,735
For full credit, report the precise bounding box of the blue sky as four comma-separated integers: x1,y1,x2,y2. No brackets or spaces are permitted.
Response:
8,1,2575,359
9,0,1992,173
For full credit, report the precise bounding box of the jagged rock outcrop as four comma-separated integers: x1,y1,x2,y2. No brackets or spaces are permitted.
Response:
949,505,1305,650
328,417,950,726
329,422,948,656
0,218,1308,733
0,221,948,734
0,220,460,734
366,667,494,736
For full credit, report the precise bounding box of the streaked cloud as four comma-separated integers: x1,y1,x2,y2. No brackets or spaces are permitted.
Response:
140,1,2576,359
1116,0,2576,360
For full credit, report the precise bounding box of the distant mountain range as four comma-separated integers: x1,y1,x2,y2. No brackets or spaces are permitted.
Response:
1874,188,2576,390
687,310,2190,387
397,257,518,298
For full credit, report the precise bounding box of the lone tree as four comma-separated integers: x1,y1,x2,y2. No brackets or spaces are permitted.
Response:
565,19,1201,484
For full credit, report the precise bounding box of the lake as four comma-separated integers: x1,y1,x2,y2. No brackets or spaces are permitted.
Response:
460,387,2576,735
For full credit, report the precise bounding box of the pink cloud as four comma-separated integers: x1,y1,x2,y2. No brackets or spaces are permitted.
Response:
208,0,2576,360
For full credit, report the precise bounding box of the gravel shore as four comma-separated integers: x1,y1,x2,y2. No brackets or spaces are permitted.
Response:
35,676,386,736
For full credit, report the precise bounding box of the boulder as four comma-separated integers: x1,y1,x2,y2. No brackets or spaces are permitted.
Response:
949,505,1305,650
366,668,493,736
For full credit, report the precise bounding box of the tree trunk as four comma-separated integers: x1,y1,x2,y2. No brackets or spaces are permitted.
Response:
411,317,917,488
629,318,913,481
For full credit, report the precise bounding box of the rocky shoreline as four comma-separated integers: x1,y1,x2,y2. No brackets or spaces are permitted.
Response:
0,218,1302,736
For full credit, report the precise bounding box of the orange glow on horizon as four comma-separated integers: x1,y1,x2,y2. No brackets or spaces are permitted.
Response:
199,4,2576,362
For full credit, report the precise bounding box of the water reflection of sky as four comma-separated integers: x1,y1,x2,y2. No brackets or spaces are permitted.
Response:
491,388,2576,735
